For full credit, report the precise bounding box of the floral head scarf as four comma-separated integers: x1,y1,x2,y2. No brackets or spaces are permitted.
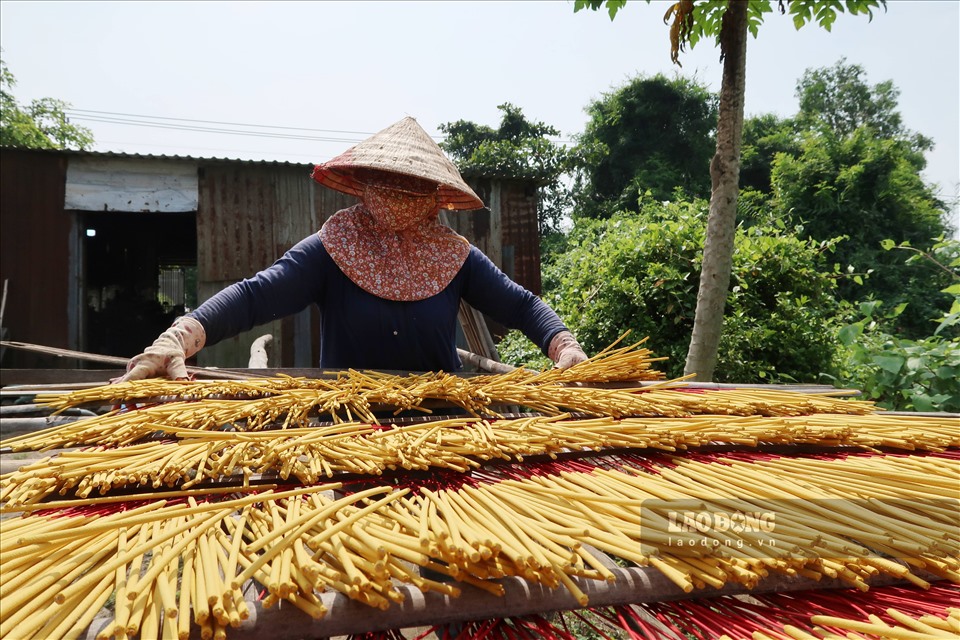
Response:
320,173,470,301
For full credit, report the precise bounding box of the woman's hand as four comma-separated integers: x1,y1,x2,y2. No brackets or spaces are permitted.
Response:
548,330,588,369
113,317,206,383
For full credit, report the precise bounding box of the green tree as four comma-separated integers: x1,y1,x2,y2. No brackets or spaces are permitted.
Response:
795,57,922,143
574,0,886,382
738,112,799,196
573,73,718,218
0,55,93,150
440,103,574,235
772,64,948,338
742,59,936,208
736,112,800,230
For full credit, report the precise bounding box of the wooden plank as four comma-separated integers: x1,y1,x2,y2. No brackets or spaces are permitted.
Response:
0,369,123,386
585,380,860,395
1,415,86,439
0,362,861,395
0,368,374,390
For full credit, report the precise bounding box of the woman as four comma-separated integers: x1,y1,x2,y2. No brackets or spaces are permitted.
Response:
118,117,586,381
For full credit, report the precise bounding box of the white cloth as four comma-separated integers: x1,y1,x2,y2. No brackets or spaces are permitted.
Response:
548,330,588,369
115,316,206,382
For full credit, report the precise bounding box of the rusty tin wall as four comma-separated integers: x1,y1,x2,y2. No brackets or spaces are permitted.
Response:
0,149,73,369
196,162,357,368
448,177,541,295
499,179,541,296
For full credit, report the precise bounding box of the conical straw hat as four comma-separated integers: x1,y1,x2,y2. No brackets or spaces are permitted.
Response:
311,117,484,211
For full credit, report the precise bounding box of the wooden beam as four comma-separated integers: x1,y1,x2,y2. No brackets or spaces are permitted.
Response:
82,567,919,640
457,348,516,374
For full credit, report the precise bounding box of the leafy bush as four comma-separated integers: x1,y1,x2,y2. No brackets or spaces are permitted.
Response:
834,302,960,412
879,237,960,340
497,330,553,372
499,198,846,382
831,238,960,412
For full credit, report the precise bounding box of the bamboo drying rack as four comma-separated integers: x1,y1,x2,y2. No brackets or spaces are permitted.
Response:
1,339,957,640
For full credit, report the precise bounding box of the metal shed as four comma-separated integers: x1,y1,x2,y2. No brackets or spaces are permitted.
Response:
0,148,542,371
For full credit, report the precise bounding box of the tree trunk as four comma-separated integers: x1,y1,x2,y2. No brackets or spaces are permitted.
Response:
683,0,749,382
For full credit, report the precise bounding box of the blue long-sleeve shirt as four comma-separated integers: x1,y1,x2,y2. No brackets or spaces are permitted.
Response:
190,232,567,371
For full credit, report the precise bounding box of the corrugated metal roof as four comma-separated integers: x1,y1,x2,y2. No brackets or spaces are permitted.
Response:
0,145,315,167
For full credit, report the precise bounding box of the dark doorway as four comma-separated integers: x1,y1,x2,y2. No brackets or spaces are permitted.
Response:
82,211,197,359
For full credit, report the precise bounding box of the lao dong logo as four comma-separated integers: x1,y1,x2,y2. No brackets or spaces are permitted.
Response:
666,510,776,534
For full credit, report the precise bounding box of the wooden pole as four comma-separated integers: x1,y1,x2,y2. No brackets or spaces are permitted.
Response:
0,340,258,380
457,348,516,374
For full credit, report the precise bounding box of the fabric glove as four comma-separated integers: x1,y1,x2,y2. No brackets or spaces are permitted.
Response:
547,330,588,369
114,317,206,383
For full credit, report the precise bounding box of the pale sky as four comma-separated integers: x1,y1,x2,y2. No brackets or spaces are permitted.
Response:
2,0,958,224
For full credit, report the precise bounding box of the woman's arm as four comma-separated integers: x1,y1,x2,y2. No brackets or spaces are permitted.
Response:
460,247,583,362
